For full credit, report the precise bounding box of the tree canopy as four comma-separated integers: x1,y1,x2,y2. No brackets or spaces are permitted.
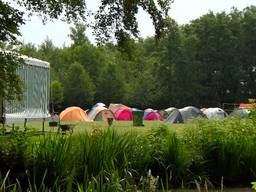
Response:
0,0,172,102
18,6,256,111
1,1,256,111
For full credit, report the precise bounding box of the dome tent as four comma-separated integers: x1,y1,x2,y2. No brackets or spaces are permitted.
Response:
88,106,115,121
230,108,251,117
93,102,106,108
115,108,133,121
165,108,183,123
165,107,177,115
109,103,131,114
143,108,155,117
60,106,89,122
144,111,164,121
179,106,204,123
203,107,227,119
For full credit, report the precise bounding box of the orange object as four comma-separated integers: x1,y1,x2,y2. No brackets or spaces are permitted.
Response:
60,106,89,122
239,103,255,109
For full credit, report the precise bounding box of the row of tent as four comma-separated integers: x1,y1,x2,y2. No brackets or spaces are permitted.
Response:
58,102,254,123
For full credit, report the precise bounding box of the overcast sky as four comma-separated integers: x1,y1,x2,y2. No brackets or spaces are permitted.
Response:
19,0,256,47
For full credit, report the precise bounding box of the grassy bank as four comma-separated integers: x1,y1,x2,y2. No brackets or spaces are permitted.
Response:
0,117,256,191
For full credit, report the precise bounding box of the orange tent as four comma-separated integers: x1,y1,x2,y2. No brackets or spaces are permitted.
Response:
60,106,89,122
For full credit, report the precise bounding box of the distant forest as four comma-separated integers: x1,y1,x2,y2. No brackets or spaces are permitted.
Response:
17,6,256,111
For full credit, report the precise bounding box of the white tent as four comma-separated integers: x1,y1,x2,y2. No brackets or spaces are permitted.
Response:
203,108,227,119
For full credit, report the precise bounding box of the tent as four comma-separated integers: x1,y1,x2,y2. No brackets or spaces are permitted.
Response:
230,108,251,117
165,108,183,123
60,106,89,122
143,108,156,118
203,107,227,119
144,111,164,121
115,108,133,121
93,102,106,108
109,103,131,114
88,106,115,121
239,103,255,109
165,107,178,115
158,109,169,119
179,106,203,122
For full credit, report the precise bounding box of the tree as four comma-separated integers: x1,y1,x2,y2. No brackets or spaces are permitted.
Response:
94,0,173,43
0,52,23,101
63,62,95,107
185,11,243,106
0,0,172,103
50,80,64,113
240,6,256,100
95,64,125,105
0,1,24,102
69,22,90,46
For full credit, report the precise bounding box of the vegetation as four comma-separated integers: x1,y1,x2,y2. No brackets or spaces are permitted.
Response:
0,117,255,191
14,6,256,111
0,0,171,103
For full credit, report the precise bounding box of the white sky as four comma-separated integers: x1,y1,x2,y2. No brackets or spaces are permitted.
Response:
19,0,256,47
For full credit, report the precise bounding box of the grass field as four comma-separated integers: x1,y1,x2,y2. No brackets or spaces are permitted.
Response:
5,119,186,134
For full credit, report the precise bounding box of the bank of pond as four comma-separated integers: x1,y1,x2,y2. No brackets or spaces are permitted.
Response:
0,117,256,191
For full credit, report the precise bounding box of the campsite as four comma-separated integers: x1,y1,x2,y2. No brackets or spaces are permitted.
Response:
1,0,256,191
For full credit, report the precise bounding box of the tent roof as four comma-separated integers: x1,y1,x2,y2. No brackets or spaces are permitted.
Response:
60,106,89,122
239,103,255,109
115,108,132,121
109,103,131,114
88,106,114,120
203,107,227,119
144,111,164,121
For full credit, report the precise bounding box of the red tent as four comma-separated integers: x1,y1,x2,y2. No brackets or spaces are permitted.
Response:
144,111,164,121
115,108,133,121
239,103,255,109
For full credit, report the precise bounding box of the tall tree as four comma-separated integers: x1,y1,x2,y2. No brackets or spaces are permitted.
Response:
69,22,90,46
240,6,256,100
64,62,95,107
50,80,64,113
95,64,125,105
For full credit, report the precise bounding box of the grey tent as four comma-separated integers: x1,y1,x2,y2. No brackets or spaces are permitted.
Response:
179,106,203,123
165,107,178,115
165,108,183,123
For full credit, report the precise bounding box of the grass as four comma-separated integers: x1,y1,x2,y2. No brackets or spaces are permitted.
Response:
0,117,255,191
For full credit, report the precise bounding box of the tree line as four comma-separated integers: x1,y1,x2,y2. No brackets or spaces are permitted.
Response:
18,6,256,112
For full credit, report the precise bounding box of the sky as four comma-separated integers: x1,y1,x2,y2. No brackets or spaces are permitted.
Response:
19,0,256,47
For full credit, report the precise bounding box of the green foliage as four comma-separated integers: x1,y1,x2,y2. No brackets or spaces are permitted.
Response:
183,117,256,186
0,1,24,44
69,22,90,46
0,119,256,190
64,62,95,107
0,52,24,101
95,64,125,104
11,5,256,110
94,0,173,43
50,80,64,112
